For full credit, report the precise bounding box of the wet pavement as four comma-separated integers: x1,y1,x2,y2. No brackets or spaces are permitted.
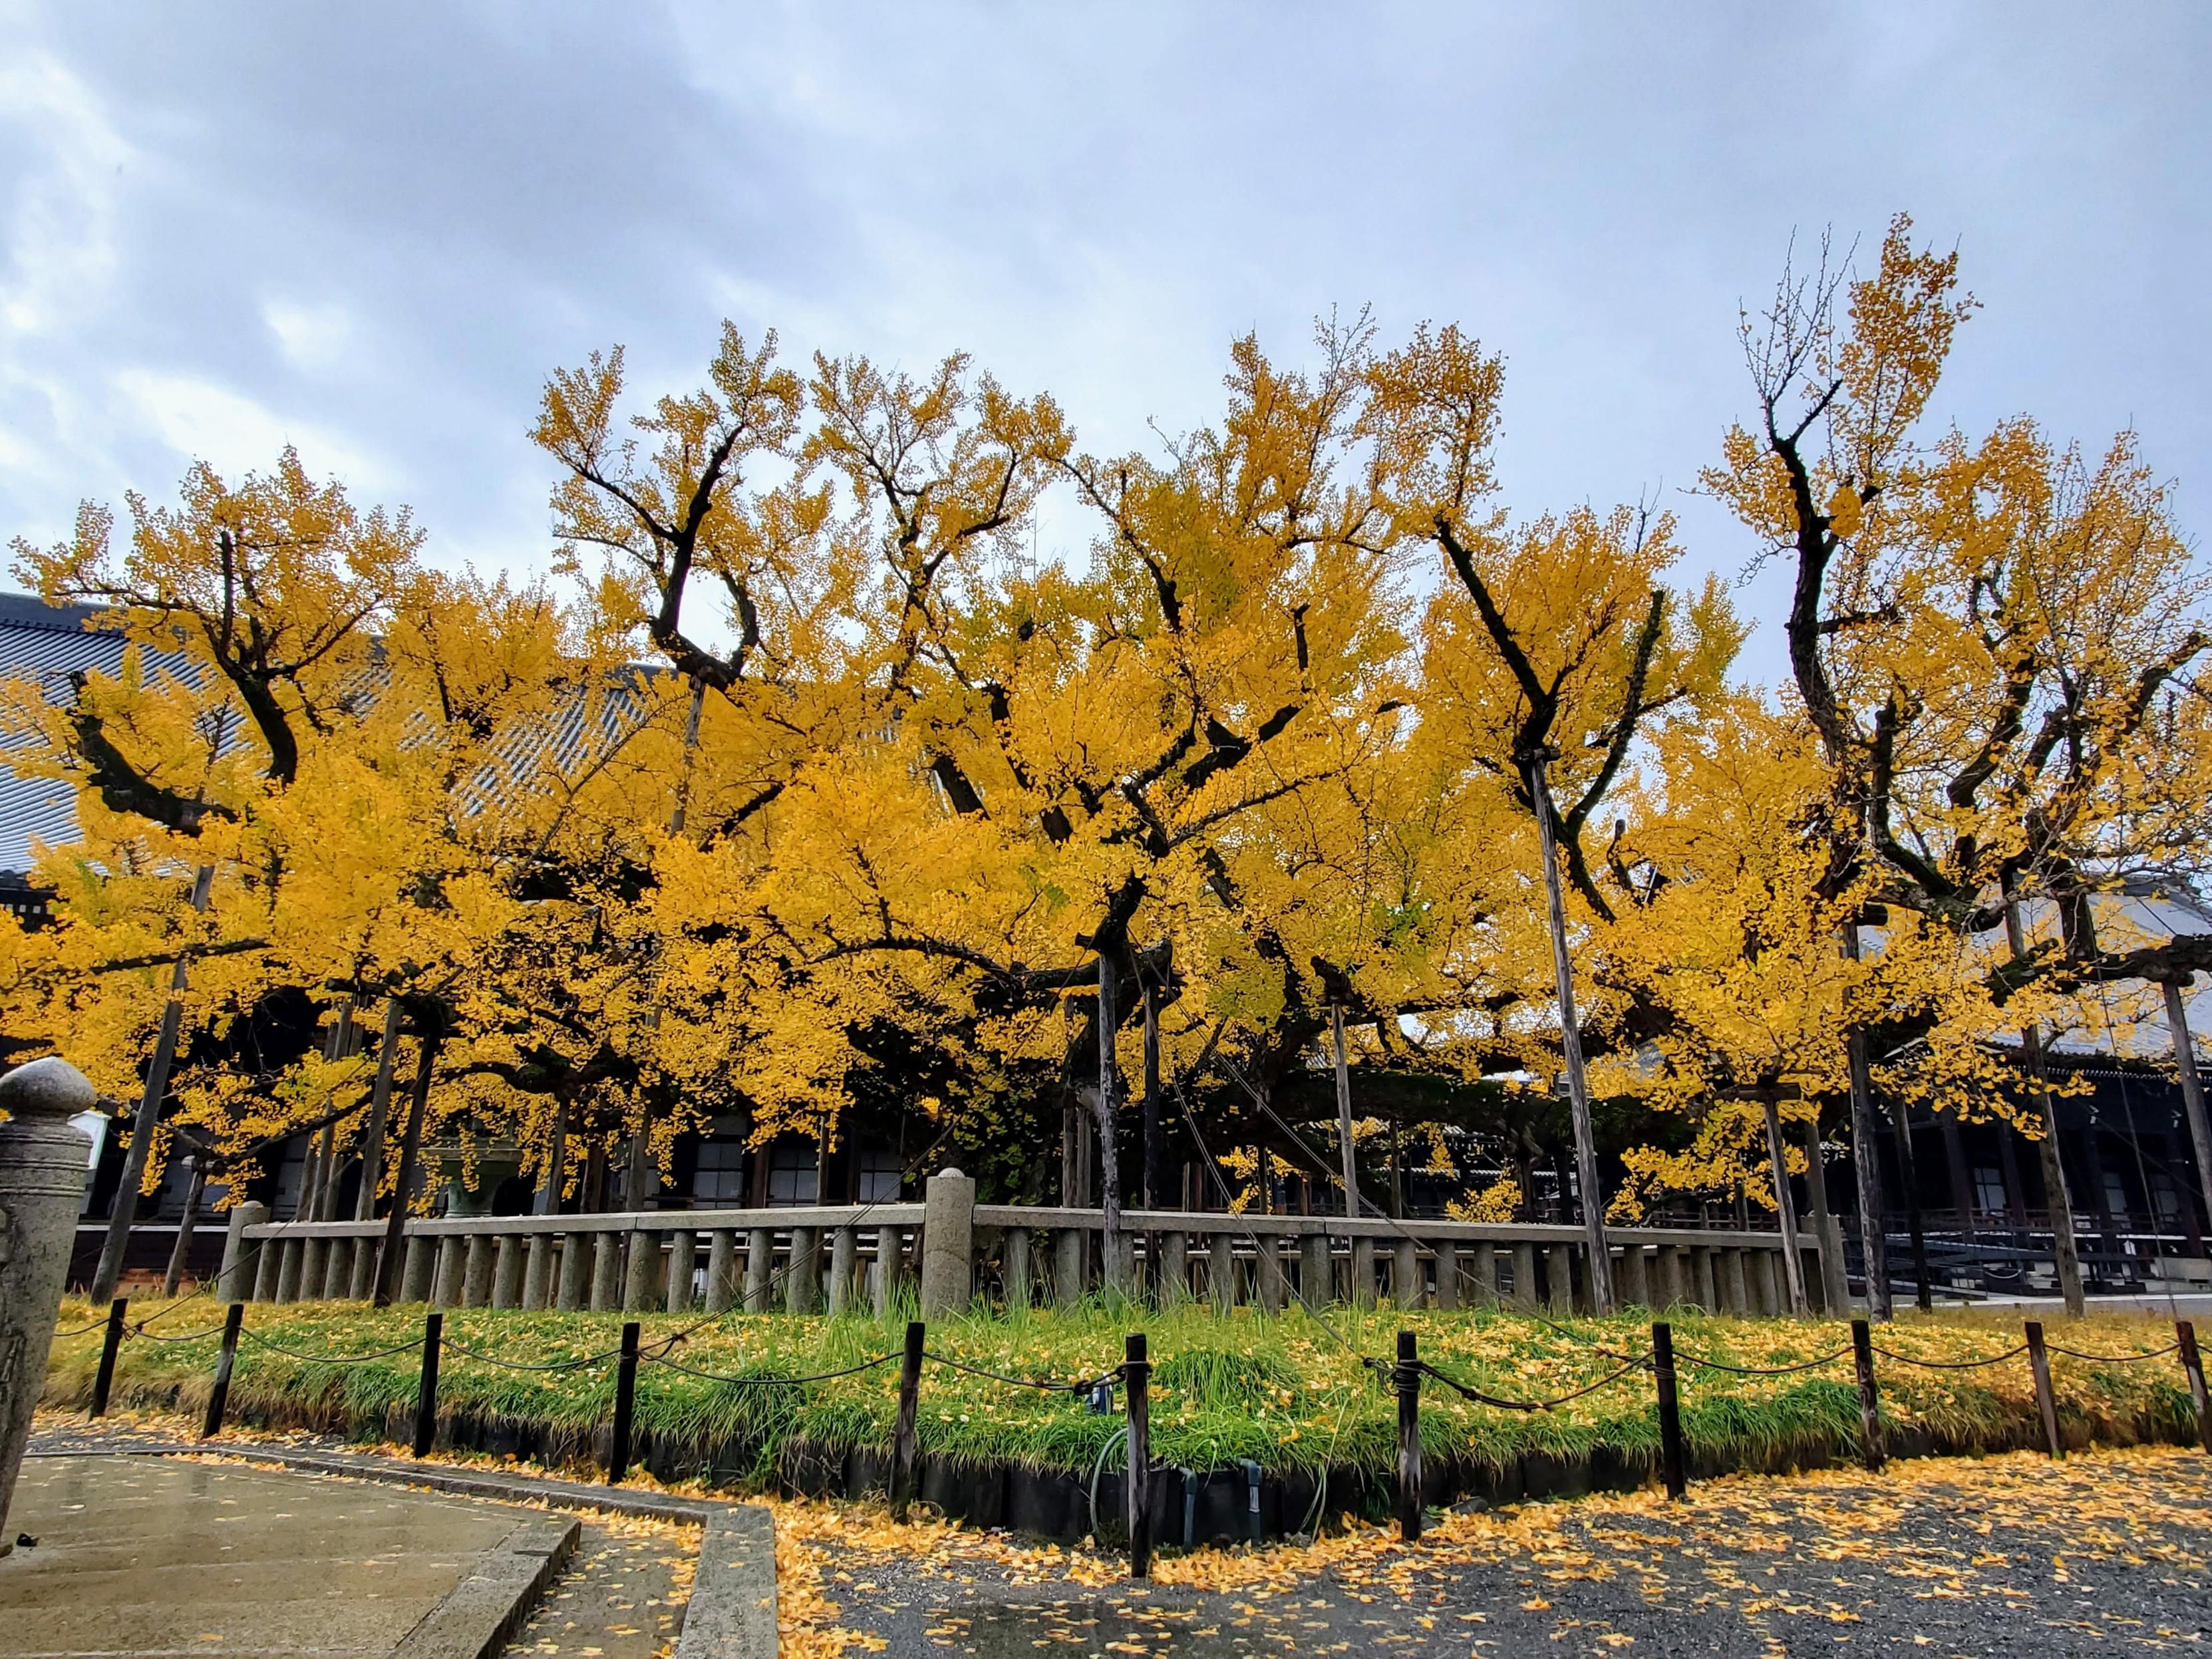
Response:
0,1453,526,1657
502,1519,697,1659
780,1445,2212,1658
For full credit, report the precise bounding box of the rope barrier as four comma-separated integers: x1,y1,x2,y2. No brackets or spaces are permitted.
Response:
1672,1344,1853,1376
2044,1340,2183,1364
1870,1342,2030,1370
646,1351,896,1387
234,1327,425,1364
1415,1353,1651,1412
439,1337,624,1373
922,1351,1124,1394
49,1317,110,1340
132,1321,230,1344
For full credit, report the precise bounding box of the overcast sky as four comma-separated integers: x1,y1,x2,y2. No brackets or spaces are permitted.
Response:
2,2,2205,680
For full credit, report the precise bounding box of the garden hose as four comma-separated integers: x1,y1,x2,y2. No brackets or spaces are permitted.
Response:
1087,1423,1130,1544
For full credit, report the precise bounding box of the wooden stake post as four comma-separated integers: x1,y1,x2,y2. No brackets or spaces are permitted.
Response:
890,1320,925,1521
1850,1318,1883,1469
1395,1330,1423,1540
1126,1332,1152,1579
414,1311,442,1457
1651,1322,1687,1500
2024,1320,2063,1459
201,1303,243,1439
90,1297,127,1419
607,1321,641,1484
2179,1320,2212,1455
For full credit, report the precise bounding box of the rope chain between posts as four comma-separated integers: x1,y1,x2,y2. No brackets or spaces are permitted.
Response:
1414,1352,1652,1412
439,1336,627,1373
2042,1340,2183,1364
1870,1342,2031,1370
234,1326,426,1364
49,1317,110,1340
923,1352,1126,1394
1670,1344,1854,1376
645,1351,897,1387
132,1321,231,1344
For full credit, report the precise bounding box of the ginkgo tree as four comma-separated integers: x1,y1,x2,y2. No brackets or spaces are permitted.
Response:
2,229,2205,1328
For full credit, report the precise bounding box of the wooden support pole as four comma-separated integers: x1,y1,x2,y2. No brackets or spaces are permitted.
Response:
1125,1332,1152,1581
890,1320,925,1521
2179,1321,2212,1455
200,1302,243,1440
2025,1320,2062,1459
1851,1318,1883,1469
373,1020,443,1307
413,1310,442,1457
1762,1098,1810,1316
90,1296,128,1419
607,1320,640,1485
1651,1321,1687,1501
1395,1329,1423,1541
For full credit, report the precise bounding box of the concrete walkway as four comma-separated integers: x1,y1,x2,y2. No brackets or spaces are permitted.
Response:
0,1455,573,1659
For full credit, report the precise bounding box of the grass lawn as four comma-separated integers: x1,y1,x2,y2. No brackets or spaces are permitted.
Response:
42,1294,2198,1491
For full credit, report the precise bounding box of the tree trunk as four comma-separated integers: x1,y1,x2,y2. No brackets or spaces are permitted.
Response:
1763,1098,1809,1316
373,1022,443,1307
2006,897,2086,1316
1331,1002,1360,1218
91,865,214,1303
355,996,402,1221
161,1157,206,1297
1840,923,1891,1320
1096,954,1125,1292
1891,1098,1933,1311
535,1099,569,1217
1528,758,1615,1312
1142,982,1162,1210
2163,981,2212,1249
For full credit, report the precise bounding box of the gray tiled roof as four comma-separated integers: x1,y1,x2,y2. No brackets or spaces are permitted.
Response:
0,594,198,877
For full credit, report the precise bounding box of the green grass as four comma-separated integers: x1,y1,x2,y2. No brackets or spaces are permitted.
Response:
43,1294,2197,1489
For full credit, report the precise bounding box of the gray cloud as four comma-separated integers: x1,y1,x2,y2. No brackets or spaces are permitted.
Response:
1,1,2204,677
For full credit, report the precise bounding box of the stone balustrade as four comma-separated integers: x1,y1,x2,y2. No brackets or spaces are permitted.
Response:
226,1167,1831,1320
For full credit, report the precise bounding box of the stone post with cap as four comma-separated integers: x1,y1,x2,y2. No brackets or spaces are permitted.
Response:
0,1056,96,1553
919,1167,976,1320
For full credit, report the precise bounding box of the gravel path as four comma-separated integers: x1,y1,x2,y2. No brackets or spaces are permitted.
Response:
776,1445,2212,1658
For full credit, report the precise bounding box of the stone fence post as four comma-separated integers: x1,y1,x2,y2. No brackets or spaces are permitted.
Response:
919,1168,975,1320
0,1057,96,1553
217,1202,269,1304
